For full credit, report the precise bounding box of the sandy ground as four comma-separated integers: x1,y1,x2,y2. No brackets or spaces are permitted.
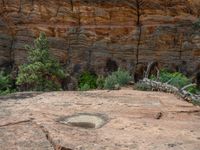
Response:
0,89,200,150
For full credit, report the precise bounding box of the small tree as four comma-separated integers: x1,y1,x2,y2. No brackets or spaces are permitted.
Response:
16,32,66,91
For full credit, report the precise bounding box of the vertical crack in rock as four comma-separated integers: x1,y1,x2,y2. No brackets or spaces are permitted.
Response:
9,36,14,68
18,0,22,13
55,5,60,17
136,25,142,64
27,0,34,17
77,3,81,31
66,36,72,67
132,0,147,64
70,0,74,11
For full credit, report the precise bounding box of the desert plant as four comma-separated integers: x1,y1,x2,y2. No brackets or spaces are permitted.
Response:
104,69,131,90
78,71,97,90
96,75,105,89
104,74,118,90
16,32,66,91
113,69,132,86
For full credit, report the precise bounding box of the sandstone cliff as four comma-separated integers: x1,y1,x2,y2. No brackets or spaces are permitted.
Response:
0,0,200,75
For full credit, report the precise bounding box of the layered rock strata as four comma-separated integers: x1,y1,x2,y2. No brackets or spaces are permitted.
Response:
0,0,200,74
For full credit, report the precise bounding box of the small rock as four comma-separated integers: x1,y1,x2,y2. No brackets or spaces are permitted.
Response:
155,112,163,120
168,143,177,148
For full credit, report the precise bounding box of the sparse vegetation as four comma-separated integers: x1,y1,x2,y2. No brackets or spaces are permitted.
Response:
16,32,66,91
104,69,131,90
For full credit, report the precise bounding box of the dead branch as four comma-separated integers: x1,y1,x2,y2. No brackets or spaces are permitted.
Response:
140,78,200,103
144,61,160,79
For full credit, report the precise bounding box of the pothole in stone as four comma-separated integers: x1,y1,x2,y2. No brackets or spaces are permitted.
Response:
59,113,108,129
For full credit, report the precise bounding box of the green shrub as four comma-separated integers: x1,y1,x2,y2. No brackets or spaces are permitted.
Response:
78,72,97,91
112,69,132,86
0,71,15,96
16,32,66,91
96,76,105,89
151,69,190,88
187,86,200,95
104,75,118,90
104,69,131,90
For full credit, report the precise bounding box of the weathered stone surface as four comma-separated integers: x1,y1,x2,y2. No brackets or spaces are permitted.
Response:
0,89,200,149
0,122,54,150
0,0,200,73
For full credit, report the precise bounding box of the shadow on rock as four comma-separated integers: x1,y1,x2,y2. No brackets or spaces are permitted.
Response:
0,92,43,101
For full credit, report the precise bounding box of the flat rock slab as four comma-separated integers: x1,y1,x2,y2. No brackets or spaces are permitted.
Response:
0,89,200,150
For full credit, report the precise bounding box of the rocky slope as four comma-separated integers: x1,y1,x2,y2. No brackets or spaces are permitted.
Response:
0,0,200,74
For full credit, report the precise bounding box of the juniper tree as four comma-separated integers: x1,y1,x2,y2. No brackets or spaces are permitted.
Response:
16,32,66,91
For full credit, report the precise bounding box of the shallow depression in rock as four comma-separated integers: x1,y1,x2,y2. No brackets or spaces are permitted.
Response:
59,114,108,129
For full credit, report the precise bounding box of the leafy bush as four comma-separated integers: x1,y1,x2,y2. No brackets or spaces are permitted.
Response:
16,32,66,91
78,72,97,91
0,71,15,95
151,69,190,88
104,69,131,90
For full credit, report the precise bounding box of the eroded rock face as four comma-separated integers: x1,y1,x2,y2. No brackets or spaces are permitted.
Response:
0,0,200,74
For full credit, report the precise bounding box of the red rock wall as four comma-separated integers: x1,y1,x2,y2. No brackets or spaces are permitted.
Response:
0,0,200,74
